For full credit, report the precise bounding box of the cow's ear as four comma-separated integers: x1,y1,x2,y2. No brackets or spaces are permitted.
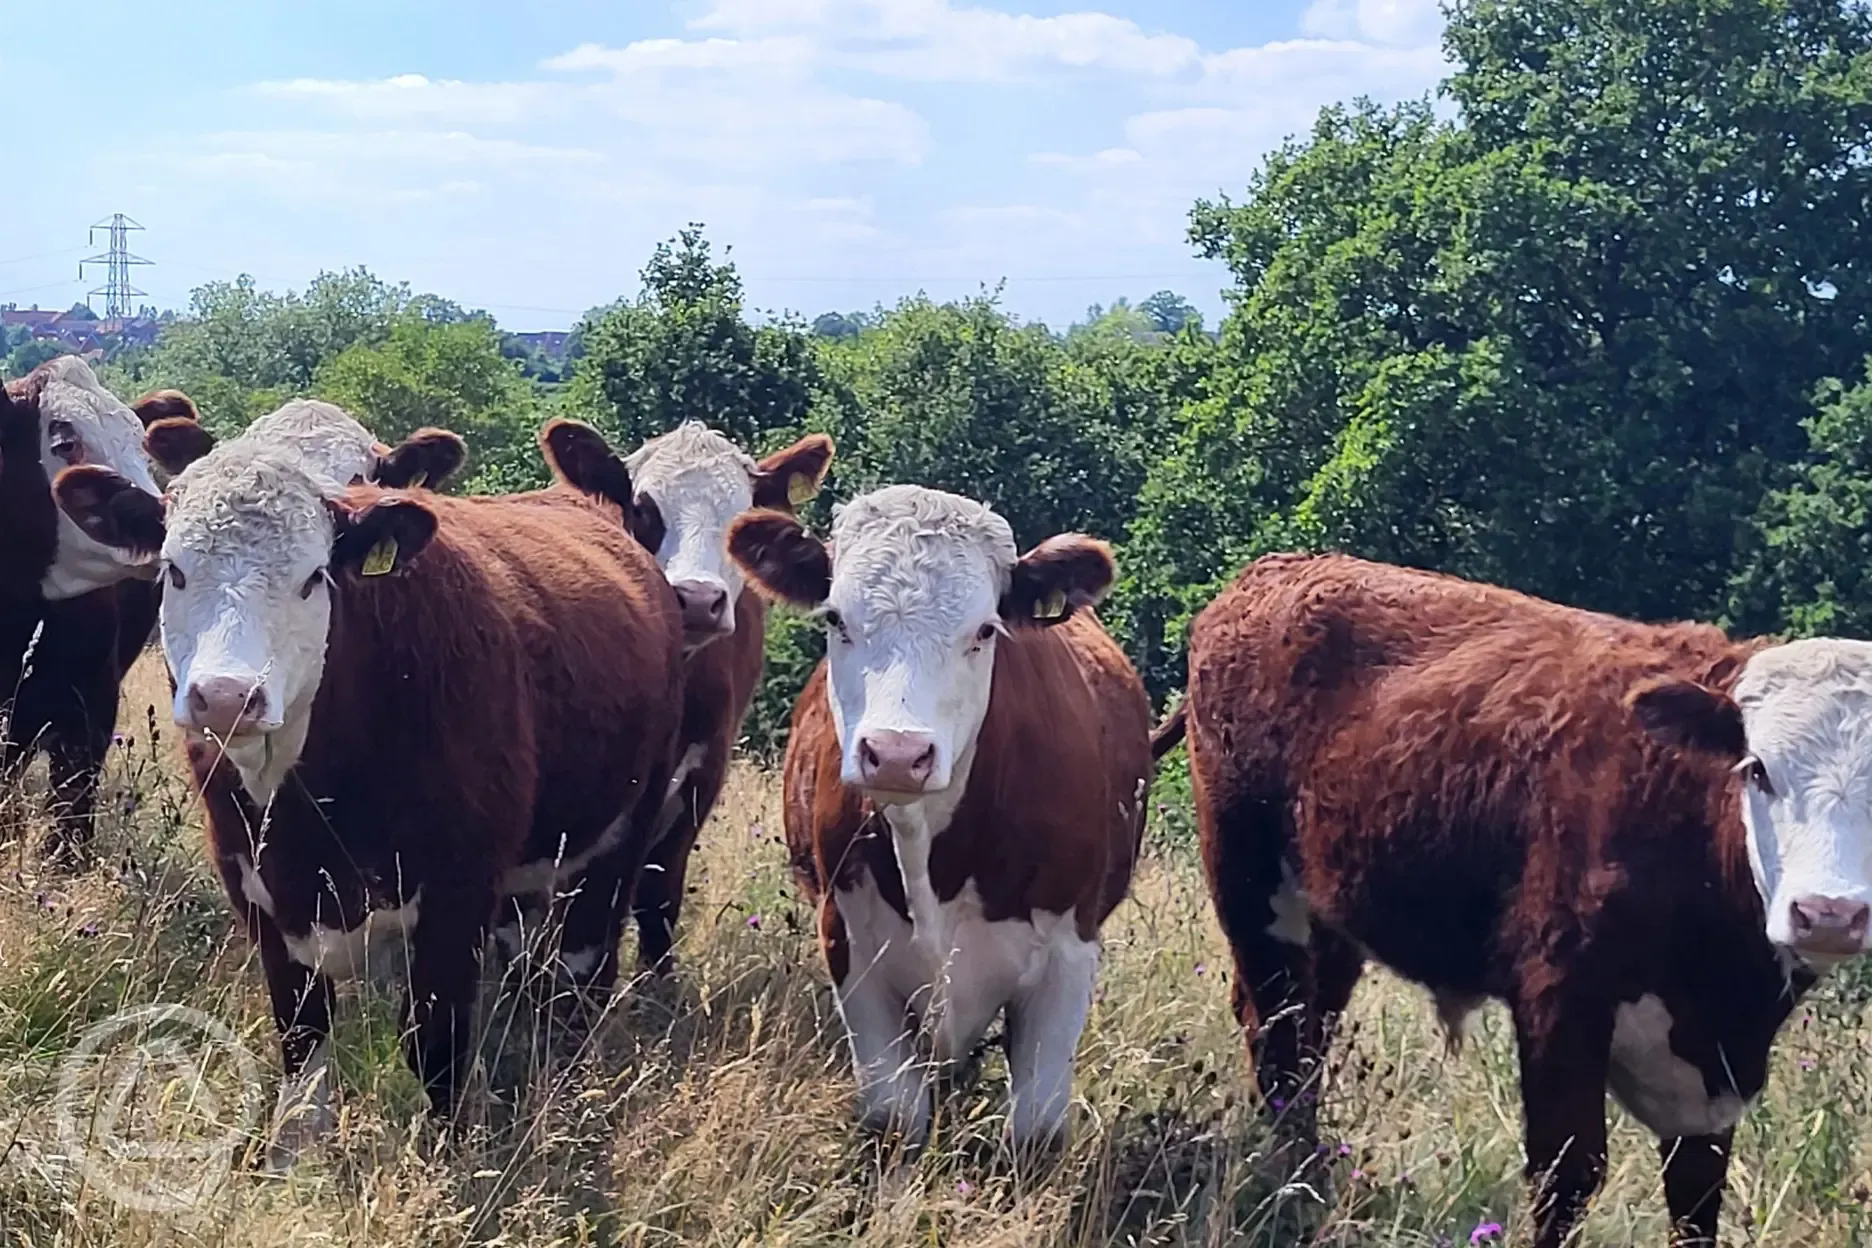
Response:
631,491,667,555
131,389,201,428
330,497,438,580
374,427,466,490
1,376,38,440
1628,677,1748,760
727,508,831,607
144,417,217,476
750,433,836,513
998,534,1114,628
53,465,167,554
541,419,633,503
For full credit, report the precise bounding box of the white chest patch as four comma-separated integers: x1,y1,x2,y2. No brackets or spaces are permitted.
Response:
1266,859,1311,946
1606,994,1746,1138
281,890,423,982
498,809,630,901
834,871,1081,1062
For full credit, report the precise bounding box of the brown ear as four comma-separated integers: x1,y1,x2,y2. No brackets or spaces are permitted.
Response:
130,389,201,429
727,508,831,606
541,419,632,505
1628,677,1748,760
144,417,217,476
53,465,167,555
330,496,439,579
750,432,836,513
373,427,466,490
998,534,1115,628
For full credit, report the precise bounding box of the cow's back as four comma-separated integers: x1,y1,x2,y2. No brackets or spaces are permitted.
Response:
1186,552,1750,992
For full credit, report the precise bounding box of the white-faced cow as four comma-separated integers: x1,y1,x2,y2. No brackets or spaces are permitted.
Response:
727,484,1152,1152
536,418,834,973
0,357,195,861
1176,552,1872,1247
53,426,683,1167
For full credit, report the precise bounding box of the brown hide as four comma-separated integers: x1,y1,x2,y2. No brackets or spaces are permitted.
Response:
191,483,683,1109
1182,552,1801,1248
783,610,1151,984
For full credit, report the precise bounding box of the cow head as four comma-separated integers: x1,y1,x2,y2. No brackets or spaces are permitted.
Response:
1631,638,1872,969
614,421,833,648
1,357,168,599
53,443,436,799
729,484,1112,802
144,398,467,493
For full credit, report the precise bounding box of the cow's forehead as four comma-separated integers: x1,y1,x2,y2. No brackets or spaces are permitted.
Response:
245,399,379,485
166,445,338,570
37,358,147,453
828,485,1015,629
1739,639,1872,754
626,421,756,503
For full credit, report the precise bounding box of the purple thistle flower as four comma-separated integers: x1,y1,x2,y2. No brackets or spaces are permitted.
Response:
1470,1222,1503,1244
956,1179,974,1197
1270,1096,1285,1111
747,914,762,931
1338,1142,1352,1157
1193,962,1206,977
1800,1057,1816,1071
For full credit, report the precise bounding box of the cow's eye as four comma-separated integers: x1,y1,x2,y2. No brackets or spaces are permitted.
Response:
823,607,844,632
300,568,328,600
47,419,80,460
166,564,187,591
971,623,997,648
1743,757,1775,797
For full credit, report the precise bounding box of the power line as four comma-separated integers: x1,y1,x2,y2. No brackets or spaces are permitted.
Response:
79,215,153,318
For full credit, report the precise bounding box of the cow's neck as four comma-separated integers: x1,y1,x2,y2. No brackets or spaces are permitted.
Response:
877,739,978,964
224,710,313,809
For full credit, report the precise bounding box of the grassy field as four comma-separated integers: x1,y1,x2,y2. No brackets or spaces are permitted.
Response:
2,654,1871,1246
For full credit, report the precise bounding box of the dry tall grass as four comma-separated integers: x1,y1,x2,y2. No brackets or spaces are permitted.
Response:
2,653,1870,1246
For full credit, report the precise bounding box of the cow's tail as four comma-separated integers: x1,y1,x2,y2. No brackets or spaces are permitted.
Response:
1150,702,1187,761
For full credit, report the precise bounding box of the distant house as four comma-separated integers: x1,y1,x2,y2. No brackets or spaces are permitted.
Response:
1,305,160,357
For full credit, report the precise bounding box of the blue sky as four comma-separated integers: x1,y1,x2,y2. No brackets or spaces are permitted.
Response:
2,0,1447,332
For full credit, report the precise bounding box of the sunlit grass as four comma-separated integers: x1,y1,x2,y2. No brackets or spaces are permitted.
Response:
0,653,1868,1244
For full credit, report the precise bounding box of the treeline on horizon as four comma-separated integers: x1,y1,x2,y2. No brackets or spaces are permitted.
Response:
16,0,1872,758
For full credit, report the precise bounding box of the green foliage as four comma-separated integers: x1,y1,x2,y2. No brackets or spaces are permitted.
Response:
568,226,820,454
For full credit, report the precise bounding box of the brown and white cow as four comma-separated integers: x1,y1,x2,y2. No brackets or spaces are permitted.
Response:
1177,552,1872,1247
727,484,1152,1151
139,396,465,494
53,429,683,1167
536,418,834,973
0,357,190,861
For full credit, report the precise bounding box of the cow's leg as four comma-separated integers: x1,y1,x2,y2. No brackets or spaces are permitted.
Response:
632,798,701,977
42,723,108,867
824,893,929,1144
255,914,338,1170
1659,1130,1731,1247
556,845,643,1006
1513,998,1612,1248
403,887,491,1118
1005,926,1098,1154
1198,794,1318,1130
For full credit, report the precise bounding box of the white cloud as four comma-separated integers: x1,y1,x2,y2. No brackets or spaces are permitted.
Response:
695,0,1201,81
1300,0,1445,47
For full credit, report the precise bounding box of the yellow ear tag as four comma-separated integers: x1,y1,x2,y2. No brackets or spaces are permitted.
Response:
407,470,428,489
1035,588,1067,620
360,537,398,577
787,472,815,507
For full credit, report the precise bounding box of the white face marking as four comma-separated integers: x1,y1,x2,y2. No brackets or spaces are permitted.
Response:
1607,994,1746,1138
32,357,162,599
280,890,422,982
1734,639,1872,959
158,444,340,784
626,422,758,633
1266,860,1311,946
243,399,382,487
822,485,1015,798
830,871,1095,1147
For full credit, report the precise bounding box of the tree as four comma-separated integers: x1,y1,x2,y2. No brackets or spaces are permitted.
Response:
1140,291,1203,336
315,314,538,494
1128,0,1872,699
568,227,820,454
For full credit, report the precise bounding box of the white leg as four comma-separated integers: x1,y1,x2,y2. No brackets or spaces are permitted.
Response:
835,961,930,1143
265,1039,335,1172
1006,931,1098,1151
